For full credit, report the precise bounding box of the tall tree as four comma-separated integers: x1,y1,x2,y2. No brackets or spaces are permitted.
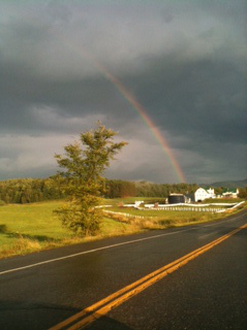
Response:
54,123,127,236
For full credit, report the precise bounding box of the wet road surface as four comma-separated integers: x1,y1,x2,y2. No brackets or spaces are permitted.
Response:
0,210,246,329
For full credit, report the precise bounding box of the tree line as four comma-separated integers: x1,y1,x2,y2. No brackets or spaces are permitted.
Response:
0,176,201,204
0,176,66,204
1,176,246,205
106,180,199,198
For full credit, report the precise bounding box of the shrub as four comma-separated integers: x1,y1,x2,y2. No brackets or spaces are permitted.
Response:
0,224,8,233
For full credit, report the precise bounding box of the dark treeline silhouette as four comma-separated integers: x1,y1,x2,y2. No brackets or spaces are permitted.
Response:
106,180,198,198
135,181,198,198
0,176,66,204
0,176,200,204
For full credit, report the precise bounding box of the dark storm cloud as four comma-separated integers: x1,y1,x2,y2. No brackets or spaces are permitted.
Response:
0,0,246,182
126,54,247,144
0,58,135,135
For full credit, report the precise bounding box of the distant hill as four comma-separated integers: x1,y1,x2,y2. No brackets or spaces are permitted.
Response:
208,179,247,189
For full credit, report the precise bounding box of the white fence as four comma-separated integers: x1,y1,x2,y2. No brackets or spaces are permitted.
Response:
104,208,223,216
148,207,225,213
103,201,244,216
103,210,148,219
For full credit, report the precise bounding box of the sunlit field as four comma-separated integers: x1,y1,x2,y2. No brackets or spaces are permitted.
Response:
0,200,142,259
0,198,245,259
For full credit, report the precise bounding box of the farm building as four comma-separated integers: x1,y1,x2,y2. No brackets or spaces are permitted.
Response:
194,188,215,202
221,188,239,198
168,194,185,204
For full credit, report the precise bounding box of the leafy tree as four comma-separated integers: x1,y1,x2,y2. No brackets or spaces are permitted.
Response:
54,123,127,236
105,180,136,198
238,187,247,199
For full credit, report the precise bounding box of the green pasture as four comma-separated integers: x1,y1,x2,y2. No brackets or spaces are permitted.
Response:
0,201,138,259
104,204,234,218
101,198,246,230
0,201,68,238
103,207,225,227
0,201,68,257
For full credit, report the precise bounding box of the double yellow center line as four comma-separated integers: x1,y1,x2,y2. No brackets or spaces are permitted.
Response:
49,223,247,330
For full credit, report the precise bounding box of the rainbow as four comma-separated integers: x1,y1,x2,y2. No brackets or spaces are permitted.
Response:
91,60,185,183
39,23,186,182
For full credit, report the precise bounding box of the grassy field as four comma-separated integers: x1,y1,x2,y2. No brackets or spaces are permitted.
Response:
0,198,245,259
0,200,143,259
103,207,227,230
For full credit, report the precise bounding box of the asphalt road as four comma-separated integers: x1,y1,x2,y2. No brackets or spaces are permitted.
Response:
0,210,246,330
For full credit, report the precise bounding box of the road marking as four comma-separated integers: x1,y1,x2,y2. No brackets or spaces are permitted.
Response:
1,211,245,276
0,228,192,276
49,223,247,330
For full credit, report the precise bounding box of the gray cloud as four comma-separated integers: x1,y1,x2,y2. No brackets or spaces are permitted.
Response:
0,0,246,183
129,55,246,143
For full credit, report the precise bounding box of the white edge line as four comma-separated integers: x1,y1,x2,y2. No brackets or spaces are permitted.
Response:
1,212,244,276
0,229,189,276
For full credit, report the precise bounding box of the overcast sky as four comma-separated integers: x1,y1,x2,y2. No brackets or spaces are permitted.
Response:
0,0,246,184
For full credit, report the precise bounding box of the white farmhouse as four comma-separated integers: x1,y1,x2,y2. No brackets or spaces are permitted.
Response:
222,188,239,198
194,187,215,202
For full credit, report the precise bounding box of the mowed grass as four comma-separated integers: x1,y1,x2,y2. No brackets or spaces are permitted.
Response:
107,206,222,217
104,208,224,229
0,199,146,259
0,201,71,258
0,201,68,239
0,200,143,259
102,198,246,230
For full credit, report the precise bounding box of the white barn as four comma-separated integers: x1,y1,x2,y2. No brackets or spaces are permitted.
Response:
194,188,215,202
